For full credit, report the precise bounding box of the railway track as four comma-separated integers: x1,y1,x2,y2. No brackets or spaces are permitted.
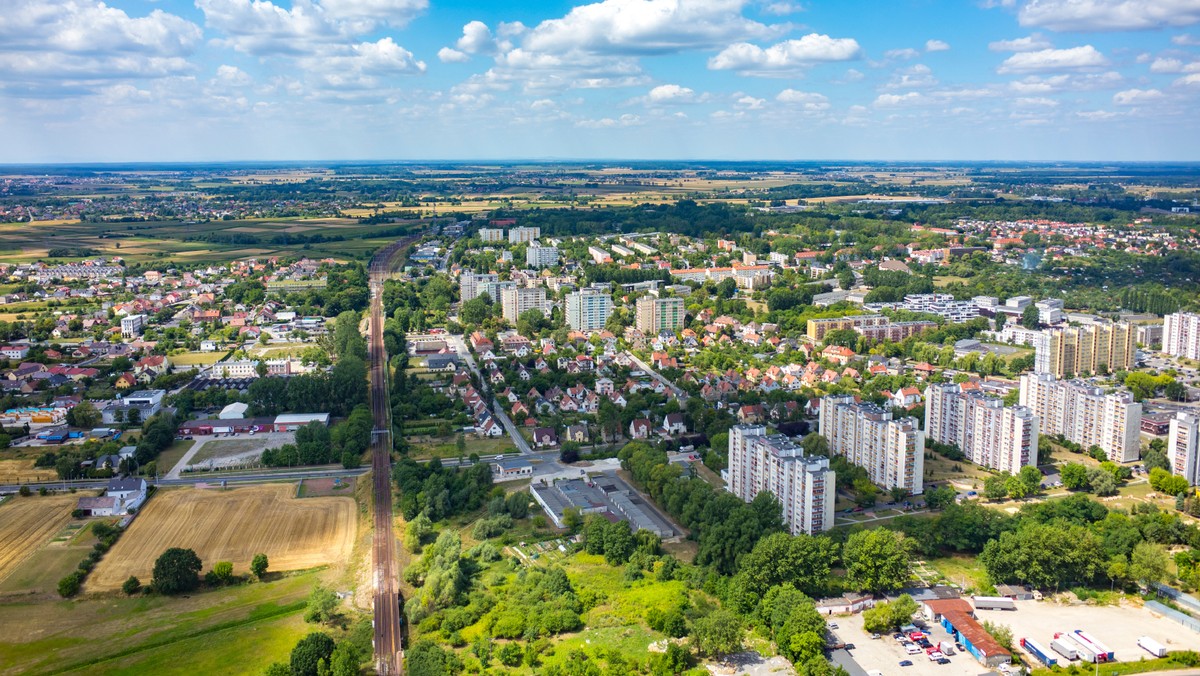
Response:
367,236,418,674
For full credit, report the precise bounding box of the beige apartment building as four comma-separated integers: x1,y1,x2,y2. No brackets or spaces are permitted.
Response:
925,383,1039,475
500,286,547,324
1033,323,1136,378
818,395,924,495
1019,372,1141,462
727,424,835,535
635,296,685,334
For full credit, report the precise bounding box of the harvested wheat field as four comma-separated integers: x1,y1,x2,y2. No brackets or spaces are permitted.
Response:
0,494,77,583
89,484,356,590
0,459,57,483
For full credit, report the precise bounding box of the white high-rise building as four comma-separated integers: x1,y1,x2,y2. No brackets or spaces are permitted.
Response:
508,226,541,244
121,314,147,338
1169,411,1200,486
500,286,548,324
925,383,1039,475
459,271,499,303
727,424,835,535
818,395,924,495
1019,372,1142,463
1164,313,1200,360
526,244,560,268
564,288,612,332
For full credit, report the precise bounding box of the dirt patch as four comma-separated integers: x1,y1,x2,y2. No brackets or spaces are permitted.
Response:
89,484,356,590
299,477,356,498
0,494,79,584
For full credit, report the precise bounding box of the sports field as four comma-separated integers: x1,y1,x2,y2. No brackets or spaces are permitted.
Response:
0,493,78,584
89,484,356,590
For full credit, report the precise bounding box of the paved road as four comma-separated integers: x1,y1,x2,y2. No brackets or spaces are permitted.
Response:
367,238,413,675
446,333,533,455
625,350,688,400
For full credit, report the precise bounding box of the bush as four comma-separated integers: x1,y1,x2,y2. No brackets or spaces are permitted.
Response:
58,572,83,598
18,486,31,497
122,576,142,595
251,553,269,579
289,632,336,676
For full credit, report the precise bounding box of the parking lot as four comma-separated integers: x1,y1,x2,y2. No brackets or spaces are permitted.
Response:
833,598,1200,675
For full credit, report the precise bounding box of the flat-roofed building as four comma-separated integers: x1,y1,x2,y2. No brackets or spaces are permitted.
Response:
1019,372,1141,462
819,395,924,495
726,424,834,535
565,288,612,332
635,296,685,334
1169,411,1200,485
925,382,1039,475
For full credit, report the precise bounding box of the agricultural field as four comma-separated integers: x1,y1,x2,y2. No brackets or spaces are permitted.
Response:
0,458,57,484
0,493,79,586
0,568,325,675
88,484,356,590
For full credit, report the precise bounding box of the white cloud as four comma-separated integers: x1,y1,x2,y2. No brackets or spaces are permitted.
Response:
1008,71,1123,92
439,47,470,63
735,94,765,108
1015,96,1059,105
775,89,830,109
997,45,1108,73
1174,34,1200,45
762,1,804,14
299,38,426,90
988,33,1052,51
317,0,426,28
1150,57,1200,73
1018,0,1200,32
925,39,950,52
873,91,924,106
708,33,862,74
196,0,341,55
646,83,697,103
214,64,252,86
1174,72,1200,86
885,64,937,89
884,48,921,60
1112,87,1164,104
576,113,642,128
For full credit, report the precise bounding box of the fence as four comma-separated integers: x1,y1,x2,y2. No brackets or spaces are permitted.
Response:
1151,582,1200,616
1146,600,1200,633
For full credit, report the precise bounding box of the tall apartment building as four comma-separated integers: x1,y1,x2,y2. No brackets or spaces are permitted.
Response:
121,314,147,339
478,228,505,243
1018,372,1142,462
1033,323,1136,378
635,296,685,334
459,271,499,302
500,286,548,324
818,395,924,495
1164,312,1200,360
526,244,560,268
925,383,1039,475
565,288,613,332
806,315,888,343
508,226,541,244
1169,411,1200,486
727,425,835,535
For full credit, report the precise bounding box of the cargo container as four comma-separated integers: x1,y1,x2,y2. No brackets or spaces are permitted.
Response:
1072,630,1114,662
973,596,1017,611
1050,637,1079,661
1021,638,1058,667
939,641,955,655
1137,636,1167,658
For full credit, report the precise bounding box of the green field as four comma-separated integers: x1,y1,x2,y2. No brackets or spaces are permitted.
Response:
408,436,516,460
0,570,325,675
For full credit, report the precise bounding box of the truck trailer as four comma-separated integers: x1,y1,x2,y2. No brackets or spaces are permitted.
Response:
1020,638,1058,667
1072,630,1115,662
1137,636,1167,658
973,596,1017,611
1050,637,1079,661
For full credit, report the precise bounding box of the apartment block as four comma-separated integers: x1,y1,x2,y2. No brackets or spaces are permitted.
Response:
459,271,499,303
856,321,938,344
1164,312,1200,360
1033,323,1136,378
1019,372,1142,462
925,383,1039,475
1168,411,1200,485
635,296,685,334
587,246,613,264
500,286,548,324
508,226,541,244
806,315,888,343
121,314,147,339
1138,323,1164,350
526,244,560,268
901,293,980,322
818,395,924,495
565,288,613,332
478,228,505,243
727,425,835,535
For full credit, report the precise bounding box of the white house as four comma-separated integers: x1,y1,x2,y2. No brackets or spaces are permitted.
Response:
76,477,148,516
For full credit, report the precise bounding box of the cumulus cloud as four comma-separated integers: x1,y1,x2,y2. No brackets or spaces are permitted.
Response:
735,94,765,108
1017,0,1200,32
708,33,862,74
988,33,1052,51
1177,72,1200,86
884,48,921,60
775,89,830,110
576,113,642,128
298,37,426,90
1174,34,1200,45
1112,87,1164,104
643,83,699,103
317,0,426,28
885,64,937,89
762,1,804,14
1008,70,1123,92
997,45,1108,73
214,64,253,86
925,39,950,52
1150,57,1200,73
873,91,924,106
438,47,470,63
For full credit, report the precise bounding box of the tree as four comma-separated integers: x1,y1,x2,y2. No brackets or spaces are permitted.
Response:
329,642,362,676
58,572,83,597
1130,542,1168,587
1149,467,1190,496
304,585,342,625
1018,465,1043,494
691,609,742,659
1020,305,1040,329
152,547,202,595
290,632,336,676
1087,467,1118,496
800,433,829,457
66,400,101,429
1061,462,1089,490
603,521,635,566
923,484,956,510
251,553,269,580
843,530,911,593
982,621,1014,652
406,512,434,552
980,522,1104,590
983,475,1009,501
122,575,142,595
212,561,234,583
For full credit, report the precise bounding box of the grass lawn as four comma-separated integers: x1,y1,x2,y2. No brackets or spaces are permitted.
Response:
168,351,226,367
0,569,325,675
925,554,992,594
409,436,516,460
153,439,195,476
190,438,268,465
933,275,971,287
923,451,992,488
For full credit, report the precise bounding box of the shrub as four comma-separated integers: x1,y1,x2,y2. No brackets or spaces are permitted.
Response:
122,576,141,595
58,572,83,597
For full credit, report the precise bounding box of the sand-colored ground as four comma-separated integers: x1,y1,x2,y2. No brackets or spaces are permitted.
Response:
89,484,356,590
0,494,77,583
0,459,58,483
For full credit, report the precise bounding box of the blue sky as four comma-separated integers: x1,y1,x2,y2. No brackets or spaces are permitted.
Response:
3,0,1200,162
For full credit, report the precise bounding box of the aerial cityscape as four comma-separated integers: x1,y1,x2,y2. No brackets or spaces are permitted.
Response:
4,1,1200,676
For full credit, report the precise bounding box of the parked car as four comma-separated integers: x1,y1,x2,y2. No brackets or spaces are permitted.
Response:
899,660,913,667
936,658,951,665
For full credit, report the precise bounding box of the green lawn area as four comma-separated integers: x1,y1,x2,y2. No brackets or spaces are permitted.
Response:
409,436,516,460
153,439,195,476
925,554,992,594
933,275,970,287
168,351,227,367
0,570,325,675
0,520,102,595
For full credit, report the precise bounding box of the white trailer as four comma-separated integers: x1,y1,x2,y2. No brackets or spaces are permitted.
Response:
939,641,955,655
1050,638,1078,661
973,596,1017,611
1137,636,1167,658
